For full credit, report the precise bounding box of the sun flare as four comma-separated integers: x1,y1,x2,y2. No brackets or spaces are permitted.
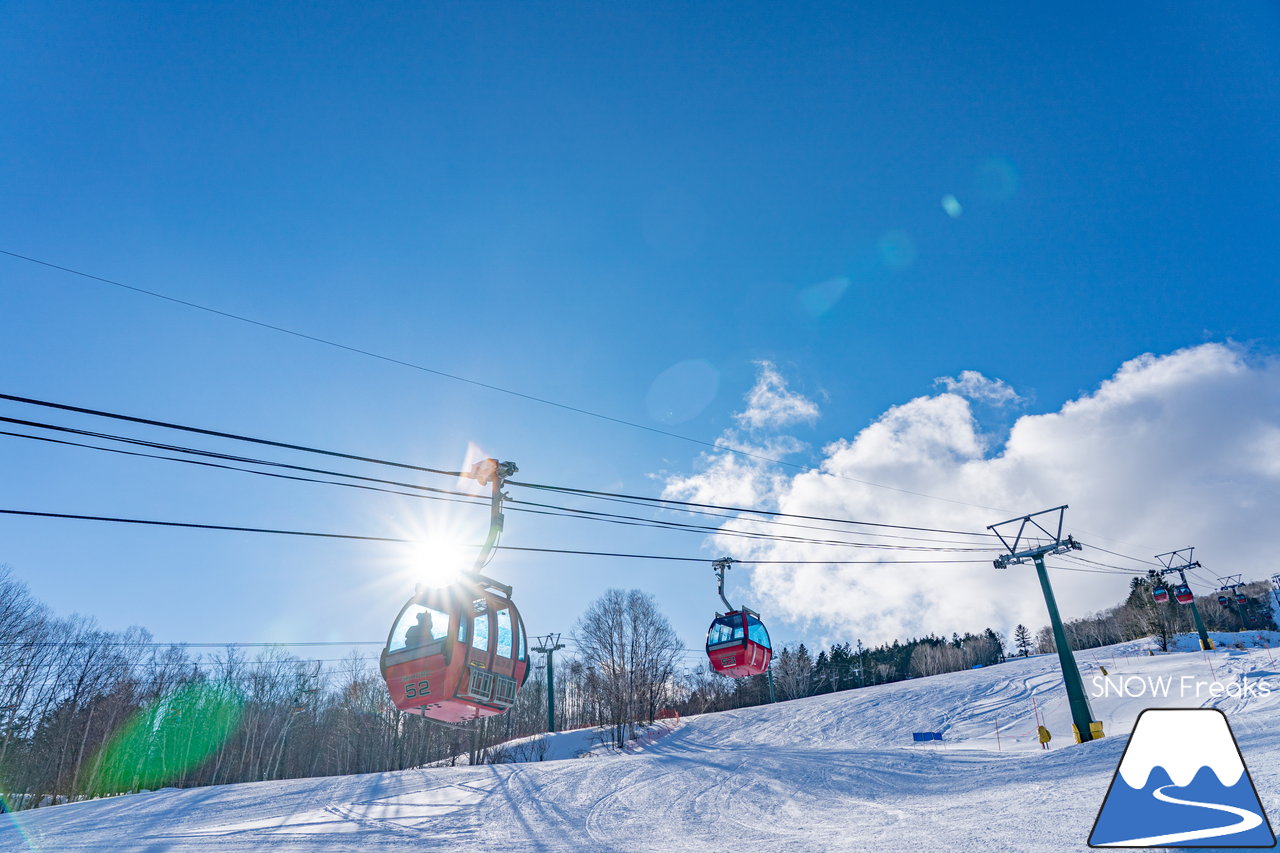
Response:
413,536,471,587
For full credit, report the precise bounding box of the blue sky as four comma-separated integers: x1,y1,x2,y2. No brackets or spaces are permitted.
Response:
2,2,1279,659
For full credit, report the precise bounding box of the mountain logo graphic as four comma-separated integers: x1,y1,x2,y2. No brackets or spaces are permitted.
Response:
1089,708,1276,848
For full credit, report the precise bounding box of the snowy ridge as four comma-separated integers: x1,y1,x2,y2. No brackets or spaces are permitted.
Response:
1117,709,1244,789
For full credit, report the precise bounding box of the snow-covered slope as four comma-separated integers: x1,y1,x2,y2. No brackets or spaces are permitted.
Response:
5,632,1279,852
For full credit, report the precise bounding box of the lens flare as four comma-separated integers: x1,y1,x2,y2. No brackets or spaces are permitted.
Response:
87,682,243,797
797,276,850,318
645,359,720,424
0,792,41,851
878,230,916,272
975,157,1019,202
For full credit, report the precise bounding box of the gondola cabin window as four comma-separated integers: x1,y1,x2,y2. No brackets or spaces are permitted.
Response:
746,618,771,649
496,608,513,658
389,604,449,652
707,617,744,647
471,601,489,651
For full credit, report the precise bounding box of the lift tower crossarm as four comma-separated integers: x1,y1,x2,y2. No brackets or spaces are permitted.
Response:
988,506,1080,568
1155,547,1201,572
988,506,1100,743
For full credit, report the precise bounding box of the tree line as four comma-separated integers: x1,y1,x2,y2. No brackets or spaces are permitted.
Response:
2,565,1274,810
0,571,689,809
1022,576,1276,655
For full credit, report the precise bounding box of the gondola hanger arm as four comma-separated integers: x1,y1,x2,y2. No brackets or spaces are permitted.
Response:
713,557,736,612
464,458,518,577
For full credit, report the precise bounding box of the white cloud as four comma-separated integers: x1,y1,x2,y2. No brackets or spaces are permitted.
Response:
934,370,1023,406
662,343,1280,646
735,361,820,430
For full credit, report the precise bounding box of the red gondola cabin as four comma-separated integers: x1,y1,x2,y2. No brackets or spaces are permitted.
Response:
380,577,529,723
1236,592,1248,605
1218,594,1231,607
705,610,772,677
1152,587,1170,603
1173,584,1195,605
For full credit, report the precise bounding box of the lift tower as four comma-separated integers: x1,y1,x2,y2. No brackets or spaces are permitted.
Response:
531,634,566,733
1151,548,1213,651
1217,574,1249,629
989,506,1102,743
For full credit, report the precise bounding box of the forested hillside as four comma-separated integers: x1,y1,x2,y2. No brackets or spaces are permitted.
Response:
2,566,1271,810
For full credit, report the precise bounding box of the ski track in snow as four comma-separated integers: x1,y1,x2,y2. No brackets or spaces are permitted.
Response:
4,631,1279,852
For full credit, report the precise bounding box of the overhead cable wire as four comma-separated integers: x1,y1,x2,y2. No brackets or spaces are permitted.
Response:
1049,564,1148,576
1062,551,1149,574
511,488,998,546
998,553,1149,577
509,480,1000,539
0,425,999,553
0,394,999,541
506,493,997,551
0,508,994,564
1057,554,1146,576
0,424,491,506
0,413,1000,549
0,639,383,648
0,388,1152,554
509,489,998,548
0,250,1020,514
0,391,465,478
1083,543,1163,568
1193,569,1226,591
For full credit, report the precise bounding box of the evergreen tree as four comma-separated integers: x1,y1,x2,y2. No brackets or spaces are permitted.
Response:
828,643,854,692
1014,624,1032,657
811,650,831,694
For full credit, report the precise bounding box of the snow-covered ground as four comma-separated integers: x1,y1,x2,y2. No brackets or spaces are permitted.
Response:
5,632,1279,852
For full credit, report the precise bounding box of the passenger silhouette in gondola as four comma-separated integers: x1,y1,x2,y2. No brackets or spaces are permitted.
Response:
404,610,434,648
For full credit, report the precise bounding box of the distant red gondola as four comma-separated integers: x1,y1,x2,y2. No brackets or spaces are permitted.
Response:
1173,584,1194,605
1218,594,1231,607
706,609,773,677
704,558,773,678
1235,592,1248,605
1152,586,1170,603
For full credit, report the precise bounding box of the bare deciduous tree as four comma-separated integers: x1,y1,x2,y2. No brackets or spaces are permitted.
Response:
572,588,682,748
